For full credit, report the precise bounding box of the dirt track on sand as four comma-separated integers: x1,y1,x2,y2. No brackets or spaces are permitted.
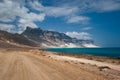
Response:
0,49,111,80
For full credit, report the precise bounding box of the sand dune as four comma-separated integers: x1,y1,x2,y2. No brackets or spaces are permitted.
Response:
0,49,118,80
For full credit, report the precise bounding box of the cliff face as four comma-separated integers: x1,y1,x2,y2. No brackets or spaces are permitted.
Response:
22,27,98,48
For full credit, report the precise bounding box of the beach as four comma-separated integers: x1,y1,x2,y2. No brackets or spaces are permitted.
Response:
0,48,120,80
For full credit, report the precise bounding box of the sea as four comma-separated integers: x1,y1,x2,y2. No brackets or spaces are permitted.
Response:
46,48,120,58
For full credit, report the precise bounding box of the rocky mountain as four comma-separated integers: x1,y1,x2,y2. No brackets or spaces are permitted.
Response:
0,26,98,48
0,30,37,48
22,27,98,48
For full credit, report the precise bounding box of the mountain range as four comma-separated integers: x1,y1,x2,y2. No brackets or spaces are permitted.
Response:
0,26,98,48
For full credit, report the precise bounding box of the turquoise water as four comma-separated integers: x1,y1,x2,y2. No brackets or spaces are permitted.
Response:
46,48,120,58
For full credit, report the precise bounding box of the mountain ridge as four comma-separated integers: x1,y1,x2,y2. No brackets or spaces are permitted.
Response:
22,27,98,48
0,26,98,48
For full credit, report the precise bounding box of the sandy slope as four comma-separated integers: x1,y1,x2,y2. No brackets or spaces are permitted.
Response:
0,49,114,80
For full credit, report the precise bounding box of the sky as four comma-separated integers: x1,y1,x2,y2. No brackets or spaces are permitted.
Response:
0,0,120,47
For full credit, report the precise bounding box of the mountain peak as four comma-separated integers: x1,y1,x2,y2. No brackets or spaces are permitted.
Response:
26,26,42,31
22,26,43,37
25,26,43,33
26,26,32,30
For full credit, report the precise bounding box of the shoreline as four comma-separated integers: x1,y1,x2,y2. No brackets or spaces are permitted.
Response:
44,47,120,59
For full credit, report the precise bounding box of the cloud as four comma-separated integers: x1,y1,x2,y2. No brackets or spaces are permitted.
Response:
29,0,85,23
66,32,92,40
0,0,45,33
29,0,120,24
29,1,79,17
45,7,78,17
0,24,16,33
81,27,92,31
28,0,44,11
0,0,120,33
18,13,45,29
67,16,89,24
89,0,120,12
51,0,120,13
0,0,28,22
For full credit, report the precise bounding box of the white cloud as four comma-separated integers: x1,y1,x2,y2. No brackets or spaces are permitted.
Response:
66,32,92,40
0,24,16,33
67,16,89,24
29,1,85,23
29,0,120,24
29,1,79,17
0,0,120,33
90,0,120,12
23,13,45,22
81,27,92,30
56,0,120,13
0,0,28,22
29,0,44,11
44,7,78,17
18,13,45,30
0,0,45,33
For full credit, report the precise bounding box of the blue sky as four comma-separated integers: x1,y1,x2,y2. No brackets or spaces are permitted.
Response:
0,0,120,47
